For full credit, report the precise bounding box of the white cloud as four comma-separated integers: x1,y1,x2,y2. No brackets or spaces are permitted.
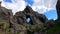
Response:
1,0,26,15
0,0,2,1
31,0,58,14
0,0,58,15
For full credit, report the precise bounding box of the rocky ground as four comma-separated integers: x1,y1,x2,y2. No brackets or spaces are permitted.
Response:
0,0,60,34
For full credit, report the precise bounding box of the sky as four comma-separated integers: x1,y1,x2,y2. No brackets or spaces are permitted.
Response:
3,0,12,3
0,0,58,20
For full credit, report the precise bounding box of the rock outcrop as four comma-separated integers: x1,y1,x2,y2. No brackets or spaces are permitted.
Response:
0,2,55,34
0,2,13,21
14,6,48,25
56,0,60,20
0,2,13,34
9,6,51,34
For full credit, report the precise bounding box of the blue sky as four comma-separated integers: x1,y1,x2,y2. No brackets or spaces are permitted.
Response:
3,0,58,20
44,9,58,20
4,0,12,3
25,0,34,6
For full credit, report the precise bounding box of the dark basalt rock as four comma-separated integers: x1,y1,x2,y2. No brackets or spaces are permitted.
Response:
14,6,48,25
56,0,60,20
54,0,60,33
14,6,50,34
47,19,54,27
0,2,55,34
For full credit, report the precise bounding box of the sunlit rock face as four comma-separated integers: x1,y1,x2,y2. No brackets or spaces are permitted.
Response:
56,0,60,20
0,2,13,21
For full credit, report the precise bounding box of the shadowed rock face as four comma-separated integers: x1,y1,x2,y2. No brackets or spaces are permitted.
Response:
56,0,60,20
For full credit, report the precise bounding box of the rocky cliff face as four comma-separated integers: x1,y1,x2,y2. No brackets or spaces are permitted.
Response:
14,6,48,25
0,2,13,21
9,6,49,34
0,2,55,34
56,0,60,20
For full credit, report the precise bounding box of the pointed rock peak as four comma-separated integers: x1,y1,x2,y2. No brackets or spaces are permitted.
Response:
26,5,32,9
24,5,33,12
0,2,1,7
56,0,60,20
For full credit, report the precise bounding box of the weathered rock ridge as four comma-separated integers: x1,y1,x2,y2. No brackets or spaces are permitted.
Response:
0,2,58,34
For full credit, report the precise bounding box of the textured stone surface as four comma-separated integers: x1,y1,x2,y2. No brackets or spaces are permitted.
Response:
0,2,55,34
12,6,49,34
14,6,48,25
56,0,60,20
0,2,13,21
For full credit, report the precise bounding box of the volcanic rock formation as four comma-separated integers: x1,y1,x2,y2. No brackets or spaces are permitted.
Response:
0,2,13,21
0,2,55,34
11,5,49,34
56,0,60,20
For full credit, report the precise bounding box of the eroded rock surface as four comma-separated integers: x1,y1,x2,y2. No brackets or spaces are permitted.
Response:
0,2,55,34
56,0,60,20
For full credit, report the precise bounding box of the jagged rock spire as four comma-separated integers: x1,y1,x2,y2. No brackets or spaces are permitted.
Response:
24,5,32,10
56,0,60,20
24,5,33,13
